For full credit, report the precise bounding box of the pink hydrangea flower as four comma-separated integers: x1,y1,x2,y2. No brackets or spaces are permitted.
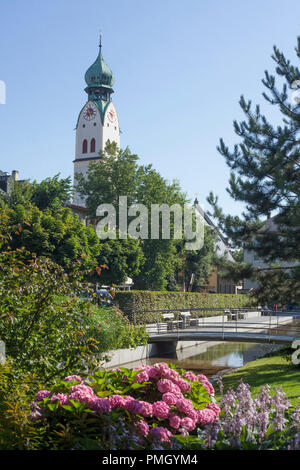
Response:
134,370,150,383
134,420,149,437
148,366,161,380
63,375,83,383
175,378,191,393
182,371,199,382
157,378,175,394
134,364,150,371
148,362,174,381
35,390,51,402
162,392,177,406
197,408,216,425
69,383,94,395
89,397,111,413
50,393,69,405
200,380,215,396
181,416,196,431
150,426,173,442
126,400,153,417
153,401,170,419
207,402,221,417
197,374,208,381
176,397,194,414
164,368,180,382
69,384,95,403
123,395,135,403
169,414,181,429
109,395,127,409
155,363,171,376
136,401,153,418
171,384,183,397
126,399,140,414
187,409,198,421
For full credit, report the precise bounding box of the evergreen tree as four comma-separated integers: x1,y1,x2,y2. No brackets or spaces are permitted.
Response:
207,36,300,303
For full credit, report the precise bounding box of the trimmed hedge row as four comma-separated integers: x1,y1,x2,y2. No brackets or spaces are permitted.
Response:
115,290,255,324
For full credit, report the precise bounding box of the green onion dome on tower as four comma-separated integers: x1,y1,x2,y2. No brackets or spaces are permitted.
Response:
84,35,114,102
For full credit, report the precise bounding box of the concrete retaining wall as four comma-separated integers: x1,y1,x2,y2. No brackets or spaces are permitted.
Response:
102,339,215,368
101,344,159,368
100,312,298,369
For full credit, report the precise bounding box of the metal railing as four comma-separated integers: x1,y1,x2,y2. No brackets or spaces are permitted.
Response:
132,307,261,324
132,307,300,343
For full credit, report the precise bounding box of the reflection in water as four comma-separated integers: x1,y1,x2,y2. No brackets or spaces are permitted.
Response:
212,352,244,368
118,341,282,378
111,319,299,378
183,342,279,368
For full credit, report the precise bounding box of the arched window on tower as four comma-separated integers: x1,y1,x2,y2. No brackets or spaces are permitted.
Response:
82,139,88,154
90,138,96,153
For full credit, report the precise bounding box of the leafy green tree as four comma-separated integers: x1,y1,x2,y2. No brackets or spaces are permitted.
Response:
0,174,101,273
134,165,188,290
0,247,99,381
76,142,189,290
207,36,300,303
96,235,145,286
76,142,139,217
31,174,72,211
0,174,72,211
0,203,101,273
0,179,33,207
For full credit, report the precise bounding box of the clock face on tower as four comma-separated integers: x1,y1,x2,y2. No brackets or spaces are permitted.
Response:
83,103,97,121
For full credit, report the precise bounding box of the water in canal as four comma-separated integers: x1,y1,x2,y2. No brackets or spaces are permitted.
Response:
118,318,300,379
119,341,282,379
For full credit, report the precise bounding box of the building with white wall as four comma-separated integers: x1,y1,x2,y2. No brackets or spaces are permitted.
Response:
73,36,120,207
194,200,239,293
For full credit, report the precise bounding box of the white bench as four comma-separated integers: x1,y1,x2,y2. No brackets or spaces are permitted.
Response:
179,311,200,328
227,310,247,321
180,311,191,328
161,313,182,330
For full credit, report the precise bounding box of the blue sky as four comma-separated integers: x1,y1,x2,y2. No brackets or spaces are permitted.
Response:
1,0,300,216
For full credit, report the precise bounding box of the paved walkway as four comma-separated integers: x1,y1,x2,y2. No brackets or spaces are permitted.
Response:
147,315,298,345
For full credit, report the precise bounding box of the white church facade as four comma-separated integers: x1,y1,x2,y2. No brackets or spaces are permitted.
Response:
73,36,120,207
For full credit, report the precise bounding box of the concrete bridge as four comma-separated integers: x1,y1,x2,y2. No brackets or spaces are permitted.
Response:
145,312,300,353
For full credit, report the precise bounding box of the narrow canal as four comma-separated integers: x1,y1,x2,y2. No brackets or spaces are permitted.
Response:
120,341,282,379
119,318,300,380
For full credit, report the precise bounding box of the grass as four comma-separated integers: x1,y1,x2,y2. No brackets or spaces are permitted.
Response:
215,349,300,406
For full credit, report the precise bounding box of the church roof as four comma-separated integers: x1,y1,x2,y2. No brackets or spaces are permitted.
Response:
84,37,114,90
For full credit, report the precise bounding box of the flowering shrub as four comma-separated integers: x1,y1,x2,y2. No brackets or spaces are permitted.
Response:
183,379,300,450
30,363,218,450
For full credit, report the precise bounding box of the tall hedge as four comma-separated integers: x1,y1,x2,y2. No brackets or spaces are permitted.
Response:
115,291,255,324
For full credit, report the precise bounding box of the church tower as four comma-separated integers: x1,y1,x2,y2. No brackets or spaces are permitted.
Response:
73,36,120,207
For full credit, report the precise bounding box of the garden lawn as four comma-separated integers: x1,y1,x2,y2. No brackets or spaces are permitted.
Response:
215,353,300,406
